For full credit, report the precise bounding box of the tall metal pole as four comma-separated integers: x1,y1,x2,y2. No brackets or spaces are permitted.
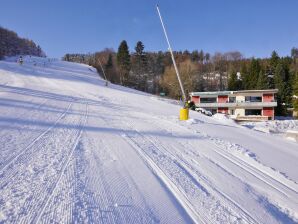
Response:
156,4,187,102
98,59,108,86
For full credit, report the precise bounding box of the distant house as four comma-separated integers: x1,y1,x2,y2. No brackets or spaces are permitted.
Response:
190,89,278,121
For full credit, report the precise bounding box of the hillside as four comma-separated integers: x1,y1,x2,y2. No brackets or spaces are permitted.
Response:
0,56,297,223
0,27,45,59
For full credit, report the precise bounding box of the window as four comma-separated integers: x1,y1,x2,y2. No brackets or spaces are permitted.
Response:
200,97,217,103
245,96,262,102
245,109,262,116
229,97,236,103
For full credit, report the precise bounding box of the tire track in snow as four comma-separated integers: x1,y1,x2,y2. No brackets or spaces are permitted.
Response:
0,102,72,174
34,103,89,223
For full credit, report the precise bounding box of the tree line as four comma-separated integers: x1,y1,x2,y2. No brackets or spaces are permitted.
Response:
0,26,45,59
63,41,298,116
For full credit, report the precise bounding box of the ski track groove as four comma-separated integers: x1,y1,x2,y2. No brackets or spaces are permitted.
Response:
0,97,48,123
0,97,52,167
149,136,258,224
0,102,73,175
151,116,298,196
97,111,166,224
100,107,253,223
110,117,208,224
0,101,85,223
118,112,298,224
92,106,187,223
117,117,252,223
121,134,206,224
145,115,298,222
34,103,89,223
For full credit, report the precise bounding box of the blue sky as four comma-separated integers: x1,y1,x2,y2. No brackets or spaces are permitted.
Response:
1,0,297,58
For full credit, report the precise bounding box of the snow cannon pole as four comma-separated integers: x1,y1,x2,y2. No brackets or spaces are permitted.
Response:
156,4,189,120
98,59,108,86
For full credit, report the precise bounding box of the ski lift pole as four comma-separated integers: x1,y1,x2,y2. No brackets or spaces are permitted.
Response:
98,59,108,86
156,4,187,103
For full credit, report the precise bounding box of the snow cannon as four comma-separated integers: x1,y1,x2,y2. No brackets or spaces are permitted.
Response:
180,108,189,120
156,5,189,121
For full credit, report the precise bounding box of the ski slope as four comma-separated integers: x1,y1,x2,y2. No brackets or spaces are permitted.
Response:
0,56,297,224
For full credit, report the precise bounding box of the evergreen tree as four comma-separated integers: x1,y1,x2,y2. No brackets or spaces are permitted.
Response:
190,50,199,62
0,26,45,57
117,40,131,85
228,72,238,90
105,53,113,70
244,58,261,89
256,71,269,89
204,53,210,63
104,53,114,82
198,50,204,63
274,63,288,115
0,49,3,60
291,47,298,59
132,41,148,90
293,73,298,115
270,51,280,69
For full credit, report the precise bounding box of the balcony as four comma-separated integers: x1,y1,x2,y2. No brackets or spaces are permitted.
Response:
195,101,277,108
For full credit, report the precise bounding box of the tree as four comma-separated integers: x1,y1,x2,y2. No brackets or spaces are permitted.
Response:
270,51,280,69
291,47,298,59
228,72,238,90
0,48,3,60
198,50,204,63
105,53,118,83
293,73,298,115
256,71,269,89
274,63,289,115
243,58,261,89
105,53,113,70
190,50,199,62
117,40,131,85
132,41,148,90
0,26,45,57
160,59,197,99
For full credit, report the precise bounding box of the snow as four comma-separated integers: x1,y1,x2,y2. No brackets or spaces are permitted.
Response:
240,119,298,142
241,119,298,134
212,113,239,127
0,56,298,223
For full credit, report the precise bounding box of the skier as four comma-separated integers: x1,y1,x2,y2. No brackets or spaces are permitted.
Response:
18,56,23,65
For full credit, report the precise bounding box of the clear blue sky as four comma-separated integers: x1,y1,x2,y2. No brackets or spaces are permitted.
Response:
1,0,297,58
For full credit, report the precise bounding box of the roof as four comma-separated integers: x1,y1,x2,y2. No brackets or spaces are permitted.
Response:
190,89,278,96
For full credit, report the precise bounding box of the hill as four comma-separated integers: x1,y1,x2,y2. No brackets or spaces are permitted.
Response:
0,56,297,223
0,27,45,59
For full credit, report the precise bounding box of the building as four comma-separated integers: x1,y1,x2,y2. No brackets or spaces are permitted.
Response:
190,89,278,121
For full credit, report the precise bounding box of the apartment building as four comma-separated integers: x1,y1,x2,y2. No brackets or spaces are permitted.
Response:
190,89,278,121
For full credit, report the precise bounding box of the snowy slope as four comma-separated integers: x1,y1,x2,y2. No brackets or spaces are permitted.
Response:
0,56,297,224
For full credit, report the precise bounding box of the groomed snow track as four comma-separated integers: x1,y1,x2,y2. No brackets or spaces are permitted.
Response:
0,56,297,223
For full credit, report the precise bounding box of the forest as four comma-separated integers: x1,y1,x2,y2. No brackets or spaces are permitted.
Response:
0,26,45,59
63,41,298,116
